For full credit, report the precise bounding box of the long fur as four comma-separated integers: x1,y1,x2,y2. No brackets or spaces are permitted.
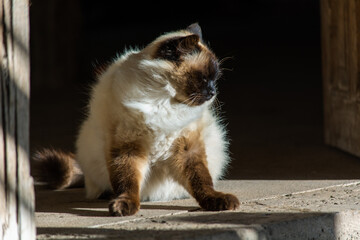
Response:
32,149,84,189
34,24,230,204
75,30,229,201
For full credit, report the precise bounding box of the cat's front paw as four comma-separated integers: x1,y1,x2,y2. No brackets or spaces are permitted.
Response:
199,192,240,211
108,194,140,216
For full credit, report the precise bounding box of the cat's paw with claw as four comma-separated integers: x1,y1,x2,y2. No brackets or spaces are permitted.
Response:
108,194,140,216
199,192,240,211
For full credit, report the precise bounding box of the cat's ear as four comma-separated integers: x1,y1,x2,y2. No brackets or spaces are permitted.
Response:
178,34,200,50
154,34,200,61
186,23,203,41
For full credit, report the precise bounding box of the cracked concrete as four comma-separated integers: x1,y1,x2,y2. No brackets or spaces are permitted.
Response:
36,180,360,239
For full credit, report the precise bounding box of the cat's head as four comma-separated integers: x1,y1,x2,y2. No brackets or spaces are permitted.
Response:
143,23,221,107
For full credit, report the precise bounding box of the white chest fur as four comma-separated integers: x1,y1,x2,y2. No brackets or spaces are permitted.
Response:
148,131,179,163
125,96,208,164
123,90,208,161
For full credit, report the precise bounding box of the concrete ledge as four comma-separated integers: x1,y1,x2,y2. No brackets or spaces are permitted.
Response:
36,180,360,239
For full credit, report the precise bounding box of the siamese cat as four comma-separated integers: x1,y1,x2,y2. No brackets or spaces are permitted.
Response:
33,23,239,216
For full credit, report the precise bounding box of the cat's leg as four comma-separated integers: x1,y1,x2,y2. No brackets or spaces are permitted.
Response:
170,131,239,211
76,119,113,199
106,141,148,216
84,176,104,199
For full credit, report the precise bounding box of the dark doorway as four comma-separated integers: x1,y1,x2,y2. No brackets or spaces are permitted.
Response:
30,0,360,180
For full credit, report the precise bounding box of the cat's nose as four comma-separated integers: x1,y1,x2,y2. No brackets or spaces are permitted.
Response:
203,83,216,100
208,89,215,97
203,92,214,101
205,88,215,97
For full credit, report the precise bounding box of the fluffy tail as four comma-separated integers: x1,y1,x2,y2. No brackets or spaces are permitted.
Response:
32,148,84,189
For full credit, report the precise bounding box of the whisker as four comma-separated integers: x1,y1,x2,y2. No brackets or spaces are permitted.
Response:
219,56,233,65
221,67,233,72
180,93,198,106
211,96,224,117
189,95,198,106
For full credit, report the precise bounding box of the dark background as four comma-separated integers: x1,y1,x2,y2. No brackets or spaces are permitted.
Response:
30,0,360,180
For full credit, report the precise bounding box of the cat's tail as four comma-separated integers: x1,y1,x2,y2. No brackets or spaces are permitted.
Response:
32,148,84,189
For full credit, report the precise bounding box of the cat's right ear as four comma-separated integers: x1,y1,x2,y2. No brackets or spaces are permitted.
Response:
154,35,200,62
186,23,203,41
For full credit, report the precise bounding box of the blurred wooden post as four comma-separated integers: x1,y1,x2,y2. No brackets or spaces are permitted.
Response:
0,0,35,239
321,0,360,157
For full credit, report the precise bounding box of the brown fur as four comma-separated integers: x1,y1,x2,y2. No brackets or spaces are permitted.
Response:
106,140,148,216
168,44,221,106
153,34,200,62
32,149,84,189
170,130,239,211
104,25,235,215
151,27,221,107
34,24,235,217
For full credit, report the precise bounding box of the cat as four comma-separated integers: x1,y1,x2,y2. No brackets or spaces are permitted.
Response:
33,23,239,216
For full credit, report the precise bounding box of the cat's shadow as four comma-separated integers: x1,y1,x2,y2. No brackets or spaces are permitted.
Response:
35,187,200,217
140,204,200,211
67,204,200,217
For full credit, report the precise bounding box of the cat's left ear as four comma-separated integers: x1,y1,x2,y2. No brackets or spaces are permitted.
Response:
186,23,203,42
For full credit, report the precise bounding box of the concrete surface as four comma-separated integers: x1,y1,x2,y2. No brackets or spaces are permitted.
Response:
36,180,360,239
